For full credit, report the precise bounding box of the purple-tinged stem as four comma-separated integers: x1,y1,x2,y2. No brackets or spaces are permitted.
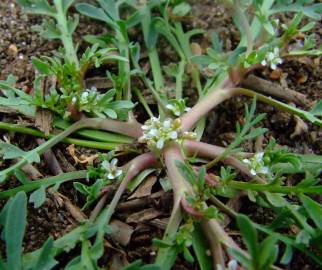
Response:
183,140,253,178
181,88,234,131
91,152,157,223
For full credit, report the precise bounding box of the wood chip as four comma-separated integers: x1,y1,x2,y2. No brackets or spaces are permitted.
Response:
291,115,308,138
128,176,157,200
110,219,134,246
35,109,53,135
126,208,163,223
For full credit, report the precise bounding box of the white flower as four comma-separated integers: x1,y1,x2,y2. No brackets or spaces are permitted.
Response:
216,265,224,270
261,47,283,70
168,131,178,139
228,260,238,270
139,116,196,150
243,152,270,176
71,97,77,104
80,91,89,104
166,99,191,117
101,158,122,180
156,138,165,149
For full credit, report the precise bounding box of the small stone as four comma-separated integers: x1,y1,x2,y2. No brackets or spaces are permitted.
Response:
7,44,18,57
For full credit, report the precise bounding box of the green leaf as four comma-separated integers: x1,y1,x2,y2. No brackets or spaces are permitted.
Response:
76,3,113,25
34,237,58,270
258,235,278,270
271,3,322,20
172,3,191,17
97,0,118,20
5,191,27,270
16,0,55,16
228,47,247,66
29,185,47,208
32,57,52,74
0,141,40,163
237,214,258,258
228,247,252,269
192,224,212,270
310,100,322,116
280,244,293,265
14,169,31,184
300,194,322,229
127,169,156,192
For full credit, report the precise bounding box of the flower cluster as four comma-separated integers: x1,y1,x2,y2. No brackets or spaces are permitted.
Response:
166,99,191,116
243,152,270,176
101,158,122,180
261,47,283,70
139,117,196,150
71,87,99,107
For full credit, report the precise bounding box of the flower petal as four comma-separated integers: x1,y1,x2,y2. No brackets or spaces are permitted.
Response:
168,131,178,139
111,158,118,166
156,138,164,149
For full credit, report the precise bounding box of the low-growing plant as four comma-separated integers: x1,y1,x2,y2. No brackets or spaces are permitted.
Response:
0,0,321,269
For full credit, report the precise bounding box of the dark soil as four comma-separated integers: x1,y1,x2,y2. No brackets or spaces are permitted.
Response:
0,0,321,269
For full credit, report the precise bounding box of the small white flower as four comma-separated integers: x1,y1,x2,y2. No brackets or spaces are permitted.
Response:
80,91,89,104
168,131,178,139
250,168,257,176
139,116,197,150
261,47,283,70
163,119,171,128
254,152,264,162
102,158,122,180
259,166,270,175
243,152,270,176
156,137,165,149
261,59,267,66
216,265,224,270
242,158,251,164
71,97,77,104
166,99,190,117
228,260,238,270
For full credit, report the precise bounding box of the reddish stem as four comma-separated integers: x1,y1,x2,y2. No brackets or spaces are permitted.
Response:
180,197,203,218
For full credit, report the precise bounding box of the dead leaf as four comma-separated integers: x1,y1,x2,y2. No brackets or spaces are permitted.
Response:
67,144,98,164
110,219,134,246
109,253,129,270
269,68,282,80
291,115,308,138
35,109,53,135
128,176,157,200
52,191,87,222
126,208,162,223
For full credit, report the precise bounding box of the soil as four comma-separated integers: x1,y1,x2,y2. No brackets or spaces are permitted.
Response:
0,0,321,269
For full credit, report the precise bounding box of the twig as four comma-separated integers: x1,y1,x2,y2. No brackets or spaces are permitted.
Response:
242,74,311,107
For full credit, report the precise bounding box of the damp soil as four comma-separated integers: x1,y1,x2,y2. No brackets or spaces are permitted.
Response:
0,0,321,269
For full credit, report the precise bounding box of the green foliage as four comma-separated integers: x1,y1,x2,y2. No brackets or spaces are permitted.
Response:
229,214,279,270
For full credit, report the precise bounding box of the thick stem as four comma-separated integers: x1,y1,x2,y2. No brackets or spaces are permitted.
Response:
94,152,157,224
181,86,322,132
181,88,234,131
201,220,225,269
155,144,193,269
183,140,253,177
0,118,142,182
